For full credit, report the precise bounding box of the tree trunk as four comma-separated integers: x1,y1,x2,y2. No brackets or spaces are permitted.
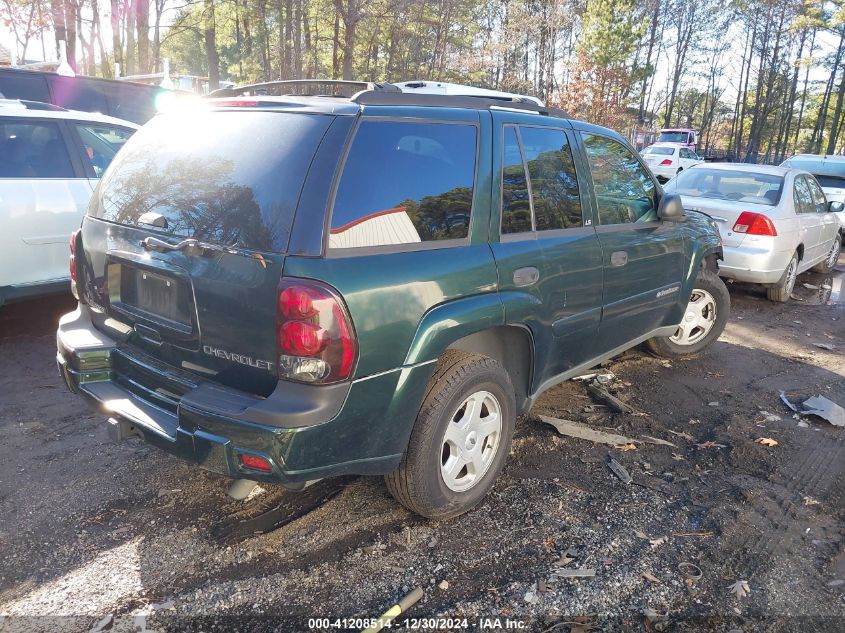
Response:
203,0,219,89
110,0,123,74
136,0,150,73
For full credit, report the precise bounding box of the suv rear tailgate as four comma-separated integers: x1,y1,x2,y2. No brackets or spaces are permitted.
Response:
78,107,339,397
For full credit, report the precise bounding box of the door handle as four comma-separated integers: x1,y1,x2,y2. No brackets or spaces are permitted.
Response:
513,266,540,287
610,251,628,267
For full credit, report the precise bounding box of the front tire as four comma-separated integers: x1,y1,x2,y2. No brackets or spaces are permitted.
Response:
812,236,841,273
385,351,515,519
767,252,799,302
646,269,730,359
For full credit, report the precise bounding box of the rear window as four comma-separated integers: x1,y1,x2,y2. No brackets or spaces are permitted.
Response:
666,168,783,206
91,110,333,252
642,146,674,156
329,120,477,249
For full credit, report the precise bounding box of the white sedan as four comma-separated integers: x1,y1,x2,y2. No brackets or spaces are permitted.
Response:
665,163,843,302
0,100,137,306
641,143,703,182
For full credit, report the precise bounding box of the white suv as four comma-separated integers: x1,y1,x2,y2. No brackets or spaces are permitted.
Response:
0,100,138,306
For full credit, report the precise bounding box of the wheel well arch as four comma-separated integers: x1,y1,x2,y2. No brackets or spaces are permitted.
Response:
445,326,534,414
796,243,804,261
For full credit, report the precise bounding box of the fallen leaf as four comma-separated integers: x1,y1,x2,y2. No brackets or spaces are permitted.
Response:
641,571,661,583
696,441,726,449
649,536,667,547
803,496,820,506
615,442,638,452
727,579,751,599
671,452,685,461
755,437,778,447
634,530,648,539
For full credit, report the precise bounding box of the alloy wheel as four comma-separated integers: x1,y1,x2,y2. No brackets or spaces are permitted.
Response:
827,239,841,270
670,288,718,346
440,390,502,492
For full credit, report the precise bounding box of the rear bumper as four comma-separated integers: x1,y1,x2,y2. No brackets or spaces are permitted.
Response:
718,241,793,285
57,305,432,484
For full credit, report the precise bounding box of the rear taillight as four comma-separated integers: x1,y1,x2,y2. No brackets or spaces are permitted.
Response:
660,159,673,166
69,229,80,299
276,279,357,384
732,211,777,236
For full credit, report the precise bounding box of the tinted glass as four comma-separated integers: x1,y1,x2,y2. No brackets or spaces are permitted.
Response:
582,133,657,224
0,71,51,103
793,176,815,214
642,146,674,156
519,127,581,230
75,124,135,178
108,82,161,124
658,131,689,143
92,111,333,252
49,77,109,114
501,126,532,234
816,175,845,189
806,177,828,213
666,168,783,206
0,120,74,178
330,120,476,249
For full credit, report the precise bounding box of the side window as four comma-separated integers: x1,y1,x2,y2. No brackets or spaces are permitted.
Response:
501,126,532,234
74,124,135,178
582,133,657,225
0,120,74,179
0,72,51,103
806,177,828,213
679,148,689,159
519,127,582,230
49,77,109,114
330,120,477,249
793,176,814,214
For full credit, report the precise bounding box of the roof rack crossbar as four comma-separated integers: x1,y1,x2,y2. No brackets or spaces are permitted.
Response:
350,90,569,118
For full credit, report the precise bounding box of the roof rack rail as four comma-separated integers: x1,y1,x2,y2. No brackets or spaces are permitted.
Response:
350,90,568,119
208,79,400,99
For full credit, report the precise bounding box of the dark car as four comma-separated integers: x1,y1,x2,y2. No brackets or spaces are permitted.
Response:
0,67,174,124
56,88,728,518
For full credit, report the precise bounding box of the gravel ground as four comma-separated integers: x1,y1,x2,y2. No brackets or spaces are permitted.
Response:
1,260,844,633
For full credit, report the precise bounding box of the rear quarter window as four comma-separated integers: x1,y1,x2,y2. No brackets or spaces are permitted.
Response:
91,110,334,252
328,120,477,250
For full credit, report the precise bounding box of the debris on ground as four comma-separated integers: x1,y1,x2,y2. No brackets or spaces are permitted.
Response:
91,614,114,632
639,435,677,447
708,401,720,407
814,343,836,351
696,441,727,449
803,283,820,290
362,588,424,633
615,442,638,452
552,568,596,579
642,607,670,631
755,437,779,447
641,571,661,583
780,390,800,412
727,579,751,599
649,536,667,548
803,496,820,506
668,429,695,441
539,416,637,446
678,562,703,582
586,383,635,414
437,580,449,591
606,456,633,484
801,395,845,427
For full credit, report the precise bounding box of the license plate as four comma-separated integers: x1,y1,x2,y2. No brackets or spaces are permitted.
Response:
120,267,191,327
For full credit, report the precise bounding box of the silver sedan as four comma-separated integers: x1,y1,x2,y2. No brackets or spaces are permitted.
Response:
665,163,842,302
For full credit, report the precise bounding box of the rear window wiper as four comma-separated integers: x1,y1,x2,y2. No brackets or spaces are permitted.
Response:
140,236,271,268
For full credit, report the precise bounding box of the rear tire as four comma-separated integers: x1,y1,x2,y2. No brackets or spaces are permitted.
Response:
646,269,730,359
812,236,841,273
384,351,515,519
767,252,799,302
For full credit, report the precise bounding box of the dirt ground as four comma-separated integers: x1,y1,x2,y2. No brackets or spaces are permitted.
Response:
1,260,843,633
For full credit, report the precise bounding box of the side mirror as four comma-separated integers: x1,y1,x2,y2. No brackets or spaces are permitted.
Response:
658,192,686,221
829,201,844,213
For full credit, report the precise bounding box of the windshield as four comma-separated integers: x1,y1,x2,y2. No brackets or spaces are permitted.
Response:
642,146,674,156
90,110,334,252
665,168,784,206
658,131,690,143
